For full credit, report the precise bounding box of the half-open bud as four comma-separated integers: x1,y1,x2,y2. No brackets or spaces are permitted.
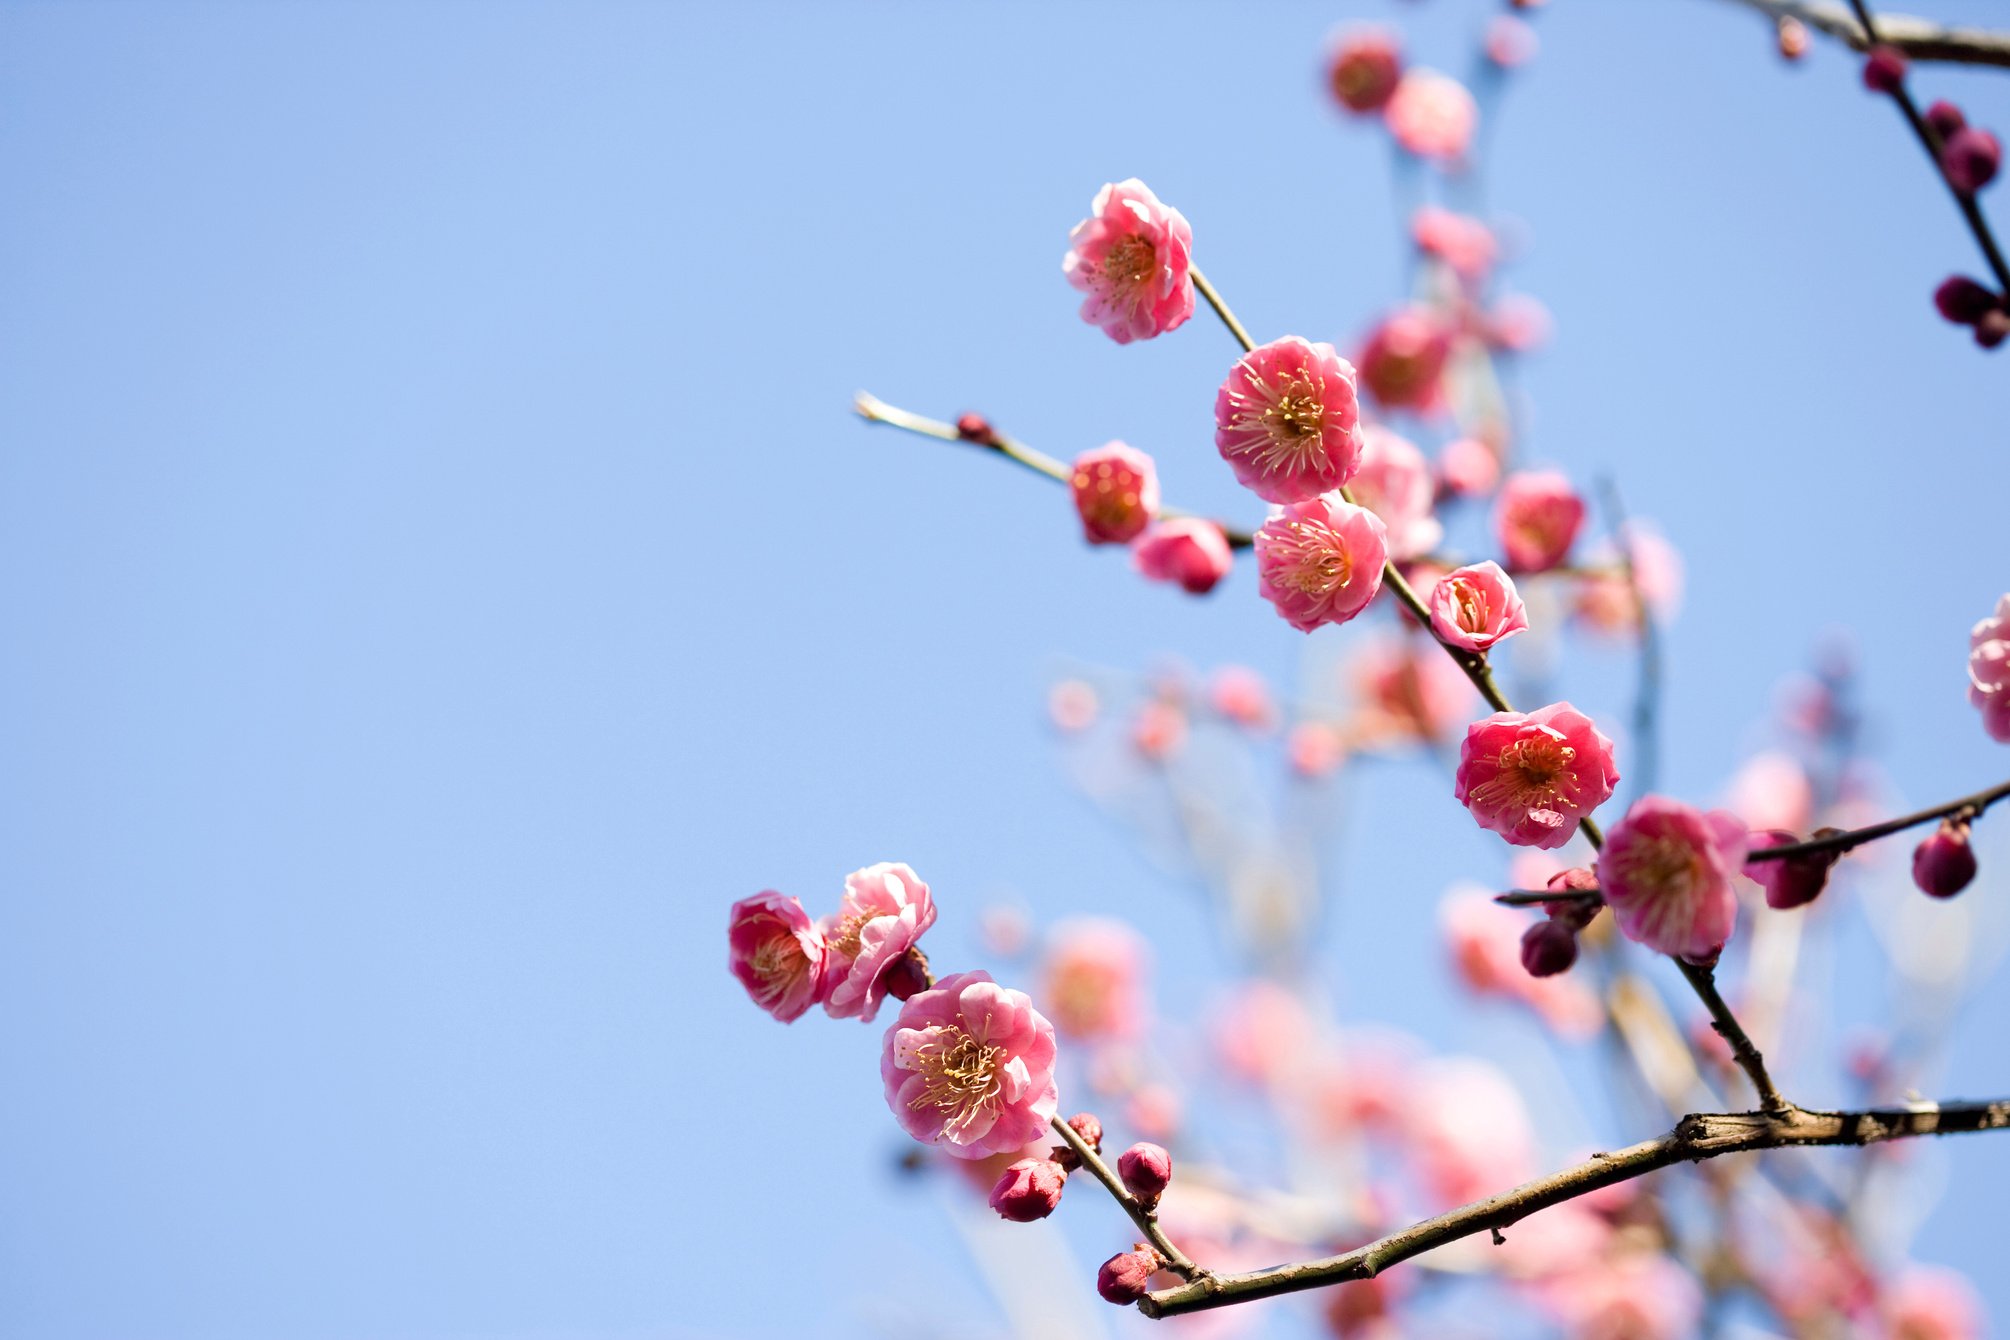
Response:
1097,1247,1163,1304
988,1158,1067,1222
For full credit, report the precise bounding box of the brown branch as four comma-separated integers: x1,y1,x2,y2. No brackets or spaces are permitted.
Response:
1748,776,2010,862
1138,1098,2010,1317
1049,1115,1204,1280
1713,0,2010,68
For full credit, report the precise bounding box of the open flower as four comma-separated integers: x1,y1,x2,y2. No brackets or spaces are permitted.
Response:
1969,593,2010,742
1455,703,1617,849
727,891,827,1022
1430,561,1528,653
1384,68,1478,161
1040,917,1148,1040
881,970,1059,1160
821,862,937,1022
1214,336,1365,503
1063,179,1195,344
1348,425,1442,559
1133,517,1233,594
1495,470,1586,572
1069,442,1159,544
1598,797,1749,962
1356,308,1453,412
1254,494,1388,631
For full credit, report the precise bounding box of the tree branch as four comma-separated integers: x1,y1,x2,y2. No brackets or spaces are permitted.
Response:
1138,1098,2010,1317
1747,776,2010,862
1712,0,2010,69
1049,1114,1204,1280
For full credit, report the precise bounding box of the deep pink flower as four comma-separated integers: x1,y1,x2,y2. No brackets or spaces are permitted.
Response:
881,969,1059,1159
1327,27,1402,114
727,891,827,1022
1356,308,1452,412
1412,206,1496,282
1598,797,1749,962
1039,917,1148,1040
1133,517,1233,595
1430,561,1529,653
1063,179,1195,344
1348,426,1442,559
1214,336,1365,503
822,862,937,1022
1968,593,2010,742
1069,441,1159,544
1384,69,1478,161
1864,44,1908,93
1437,436,1501,496
1494,470,1586,572
989,1157,1067,1222
1454,702,1618,849
1573,522,1684,635
1254,494,1389,631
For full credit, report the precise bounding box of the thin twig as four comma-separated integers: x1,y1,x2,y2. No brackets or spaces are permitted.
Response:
1049,1115,1203,1280
1189,264,1255,354
1138,1098,2010,1317
1747,776,2010,861
1711,0,2010,69
1677,959,1787,1112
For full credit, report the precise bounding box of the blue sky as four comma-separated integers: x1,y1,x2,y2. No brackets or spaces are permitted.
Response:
2,2,2007,1337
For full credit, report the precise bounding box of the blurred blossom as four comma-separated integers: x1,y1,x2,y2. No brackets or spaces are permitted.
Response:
1039,916,1148,1041
1346,634,1478,745
1412,205,1496,282
1326,26,1403,115
1384,68,1478,162
1573,523,1685,634
1439,889,1602,1036
1069,441,1159,544
1407,1058,1537,1206
1485,15,1539,68
1969,592,2010,742
1723,750,1815,835
979,903,1032,958
1356,308,1453,412
1208,664,1276,730
1485,292,1554,352
1544,1252,1704,1340
1437,435,1502,496
1289,720,1348,779
1213,980,1317,1087
1132,699,1188,760
1047,678,1100,733
1134,517,1234,594
1125,1083,1182,1141
1349,425,1443,560
1883,1264,1985,1340
1495,470,1586,573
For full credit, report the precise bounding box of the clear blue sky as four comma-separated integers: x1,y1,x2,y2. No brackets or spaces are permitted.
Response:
2,3,2006,1337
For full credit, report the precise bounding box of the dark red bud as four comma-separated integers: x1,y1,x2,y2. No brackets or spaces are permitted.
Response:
1913,821,1978,897
954,412,996,445
1976,309,2010,350
1934,276,1999,325
880,948,931,1001
1942,127,2002,194
1863,44,1907,93
1926,100,1967,142
1519,919,1578,977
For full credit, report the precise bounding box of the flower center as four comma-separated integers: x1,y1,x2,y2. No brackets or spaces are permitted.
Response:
748,936,804,992
1102,234,1158,288
828,911,874,962
1274,519,1354,598
1608,835,1704,901
1470,732,1579,814
905,1025,1005,1119
1452,581,1489,632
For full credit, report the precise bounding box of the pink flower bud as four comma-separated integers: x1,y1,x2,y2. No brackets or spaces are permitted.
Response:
1068,1111,1104,1152
988,1157,1067,1222
1863,44,1907,93
955,412,996,445
1942,127,2002,194
1927,100,1967,142
1133,518,1233,595
1097,1248,1162,1305
1485,16,1538,68
1935,276,1998,325
1430,561,1530,654
1070,442,1160,545
1519,918,1578,977
1913,821,1978,898
1744,830,1841,909
1118,1142,1173,1206
1777,17,1810,61
1327,27,1402,114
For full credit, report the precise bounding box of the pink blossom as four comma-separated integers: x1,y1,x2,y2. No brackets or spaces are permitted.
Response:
1407,1058,1536,1206
1724,751,1815,834
1437,436,1501,496
1047,678,1099,733
1132,700,1187,760
727,891,827,1022
1208,665,1275,729
1040,917,1148,1041
1547,1254,1703,1340
1484,292,1553,352
1124,1083,1181,1141
1348,426,1442,559
1485,15,1539,69
881,969,1059,1160
1063,179,1195,344
1288,721,1347,778
1411,206,1496,282
1255,494,1389,631
1968,592,2010,742
1327,27,1402,114
1069,441,1159,544
1430,561,1529,653
1882,1264,1984,1340
1454,702,1619,849
1494,470,1586,572
1133,517,1233,594
822,862,937,1022
1384,69,1478,161
1347,635,1477,745
1214,336,1365,503
1356,308,1453,412
1598,797,1750,962
1213,980,1315,1087
1573,523,1685,634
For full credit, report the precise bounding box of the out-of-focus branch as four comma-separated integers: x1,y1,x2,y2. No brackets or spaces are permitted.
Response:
1138,1098,2010,1317
1713,0,2010,68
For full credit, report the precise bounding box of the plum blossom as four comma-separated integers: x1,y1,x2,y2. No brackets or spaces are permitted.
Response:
1215,336,1365,504
1347,634,1477,744
1207,665,1275,730
1437,436,1501,496
1213,980,1316,1087
1882,1264,1985,1340
1069,442,1158,544
1356,308,1453,412
1384,69,1478,161
1494,470,1586,572
1454,702,1619,849
1429,561,1529,653
1039,917,1148,1040
1348,425,1442,559
1411,206,1496,282
727,891,827,1022
822,862,937,1022
1968,593,2010,742
1327,27,1402,114
1254,494,1388,631
1063,179,1195,344
1133,517,1233,594
1546,1253,1704,1340
1407,1058,1537,1206
989,1157,1067,1222
1573,523,1685,634
881,969,1059,1160
1288,720,1347,778
1598,796,1750,962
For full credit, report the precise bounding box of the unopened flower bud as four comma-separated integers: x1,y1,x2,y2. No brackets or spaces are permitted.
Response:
1744,829,1841,909
1935,276,1999,325
988,1158,1067,1222
880,947,931,1001
1118,1142,1173,1207
1097,1248,1162,1304
1926,100,1967,142
1519,918,1578,977
1543,867,1602,931
1863,44,1907,94
1777,17,1809,61
1942,127,2002,194
1913,821,1978,898
1068,1111,1104,1152
955,412,996,445
1977,309,2010,350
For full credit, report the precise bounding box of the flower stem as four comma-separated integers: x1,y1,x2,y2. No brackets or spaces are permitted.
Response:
1049,1114,1202,1280
1189,264,1255,354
